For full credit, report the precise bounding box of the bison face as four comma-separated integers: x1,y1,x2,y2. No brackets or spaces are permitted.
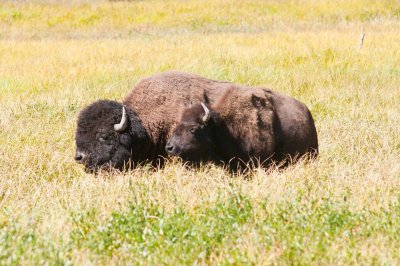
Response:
75,100,146,172
166,103,218,164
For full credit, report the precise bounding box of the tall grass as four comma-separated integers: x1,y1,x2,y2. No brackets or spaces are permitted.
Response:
0,0,399,264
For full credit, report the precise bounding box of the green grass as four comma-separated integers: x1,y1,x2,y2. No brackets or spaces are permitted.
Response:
0,0,400,264
2,188,400,264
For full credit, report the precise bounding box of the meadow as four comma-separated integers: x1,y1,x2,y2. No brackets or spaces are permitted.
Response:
0,0,399,264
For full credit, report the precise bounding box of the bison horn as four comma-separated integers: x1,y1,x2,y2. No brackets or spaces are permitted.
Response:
201,102,210,122
114,106,128,132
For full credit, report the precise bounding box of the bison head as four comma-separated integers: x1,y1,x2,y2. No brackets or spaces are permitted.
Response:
165,103,220,164
75,100,148,172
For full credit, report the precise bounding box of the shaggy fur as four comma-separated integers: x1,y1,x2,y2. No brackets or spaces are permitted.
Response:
75,71,317,172
166,86,318,170
75,100,149,171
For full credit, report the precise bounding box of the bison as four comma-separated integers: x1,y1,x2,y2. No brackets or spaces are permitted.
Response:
75,71,317,172
165,86,318,171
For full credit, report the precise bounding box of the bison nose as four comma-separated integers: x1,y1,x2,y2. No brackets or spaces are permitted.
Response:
165,144,175,154
74,151,86,163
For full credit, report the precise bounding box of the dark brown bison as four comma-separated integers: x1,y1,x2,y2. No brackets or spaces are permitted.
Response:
75,71,317,172
165,86,318,170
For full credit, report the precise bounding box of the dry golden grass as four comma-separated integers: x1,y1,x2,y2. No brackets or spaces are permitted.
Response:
0,0,399,264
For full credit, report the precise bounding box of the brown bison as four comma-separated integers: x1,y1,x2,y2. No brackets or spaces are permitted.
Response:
75,71,317,172
165,86,318,170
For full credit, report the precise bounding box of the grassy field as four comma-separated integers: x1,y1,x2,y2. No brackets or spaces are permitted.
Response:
0,0,400,264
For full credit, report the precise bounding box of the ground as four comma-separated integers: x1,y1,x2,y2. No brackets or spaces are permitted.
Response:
0,0,399,264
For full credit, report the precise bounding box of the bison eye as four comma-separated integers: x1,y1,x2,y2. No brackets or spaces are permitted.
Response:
99,135,110,143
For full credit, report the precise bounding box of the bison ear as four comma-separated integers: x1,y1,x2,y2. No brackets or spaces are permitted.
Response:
210,111,221,124
251,93,267,108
